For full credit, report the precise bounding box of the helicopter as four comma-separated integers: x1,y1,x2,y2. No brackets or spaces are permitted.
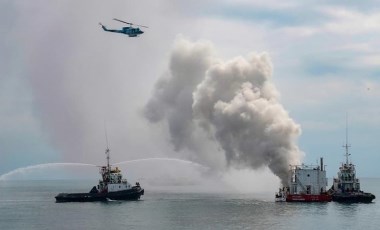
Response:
99,18,148,37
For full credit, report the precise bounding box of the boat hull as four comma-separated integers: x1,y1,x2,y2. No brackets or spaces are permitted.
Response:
332,193,375,203
286,194,332,202
55,187,144,202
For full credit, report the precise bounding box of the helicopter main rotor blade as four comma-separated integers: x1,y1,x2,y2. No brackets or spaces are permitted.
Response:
113,18,149,28
135,24,149,28
113,18,132,25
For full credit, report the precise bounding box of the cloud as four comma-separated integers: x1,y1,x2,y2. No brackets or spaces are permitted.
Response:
353,55,380,68
320,7,380,35
223,0,298,10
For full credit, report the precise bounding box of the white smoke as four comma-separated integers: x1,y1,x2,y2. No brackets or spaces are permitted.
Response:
144,38,225,169
145,37,303,185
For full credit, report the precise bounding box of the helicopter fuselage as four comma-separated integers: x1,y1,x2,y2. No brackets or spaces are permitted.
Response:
121,27,144,37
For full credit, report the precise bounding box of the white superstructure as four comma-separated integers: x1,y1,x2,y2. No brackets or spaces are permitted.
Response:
288,159,328,195
97,166,133,192
276,158,331,202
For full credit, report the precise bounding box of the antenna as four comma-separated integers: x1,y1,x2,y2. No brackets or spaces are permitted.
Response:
343,112,351,165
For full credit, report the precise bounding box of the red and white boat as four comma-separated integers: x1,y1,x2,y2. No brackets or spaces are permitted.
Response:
275,158,332,202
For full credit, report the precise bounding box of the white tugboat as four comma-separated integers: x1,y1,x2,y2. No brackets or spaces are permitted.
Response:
55,147,144,202
329,127,375,203
275,158,332,202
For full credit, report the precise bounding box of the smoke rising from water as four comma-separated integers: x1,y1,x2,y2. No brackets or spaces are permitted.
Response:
144,38,303,185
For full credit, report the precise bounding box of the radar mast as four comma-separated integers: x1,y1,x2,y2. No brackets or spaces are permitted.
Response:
343,113,351,165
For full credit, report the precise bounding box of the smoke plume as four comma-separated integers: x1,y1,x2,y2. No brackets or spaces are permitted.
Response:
145,38,303,185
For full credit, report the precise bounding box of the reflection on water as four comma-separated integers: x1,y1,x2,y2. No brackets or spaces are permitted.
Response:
333,202,360,217
284,202,329,215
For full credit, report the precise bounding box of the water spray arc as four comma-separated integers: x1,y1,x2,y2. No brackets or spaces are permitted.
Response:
0,158,207,181
0,163,98,181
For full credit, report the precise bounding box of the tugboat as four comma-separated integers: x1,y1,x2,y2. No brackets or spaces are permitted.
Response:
329,129,375,203
55,147,144,202
275,158,332,202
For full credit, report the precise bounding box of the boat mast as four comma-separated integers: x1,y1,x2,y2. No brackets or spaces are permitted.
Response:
105,121,111,177
106,146,110,172
343,113,351,165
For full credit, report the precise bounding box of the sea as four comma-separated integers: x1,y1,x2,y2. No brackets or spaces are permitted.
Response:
0,179,379,230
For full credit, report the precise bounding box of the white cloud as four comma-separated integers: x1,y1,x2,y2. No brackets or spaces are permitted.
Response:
319,7,380,35
353,54,380,67
223,0,298,10
332,42,372,52
276,26,318,38
278,77,379,110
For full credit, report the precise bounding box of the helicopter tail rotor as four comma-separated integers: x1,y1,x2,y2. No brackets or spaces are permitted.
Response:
99,22,107,30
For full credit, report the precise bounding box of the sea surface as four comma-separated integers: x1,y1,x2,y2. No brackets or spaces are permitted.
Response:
0,179,379,230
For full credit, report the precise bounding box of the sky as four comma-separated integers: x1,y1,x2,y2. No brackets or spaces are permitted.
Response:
0,0,379,188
